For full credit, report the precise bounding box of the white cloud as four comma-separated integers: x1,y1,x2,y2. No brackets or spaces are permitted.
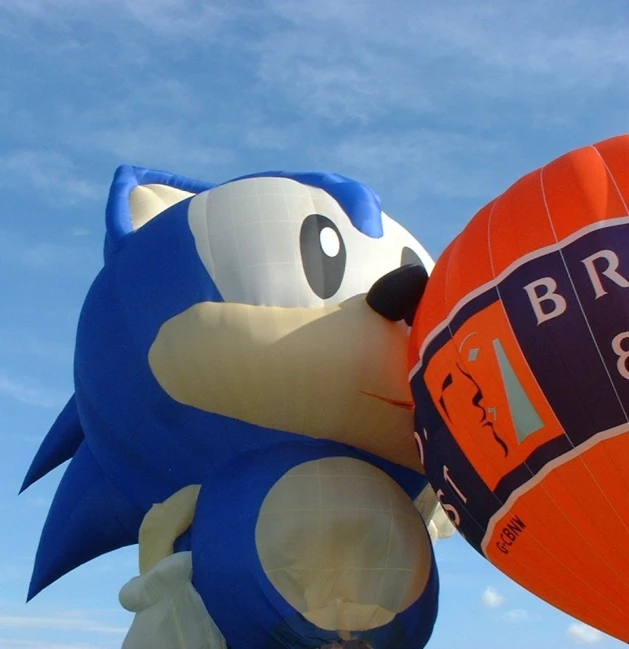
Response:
81,123,235,179
330,129,507,199
0,615,127,635
0,0,229,39
481,586,506,608
250,0,629,123
0,150,103,204
0,639,108,649
567,623,604,644
503,608,530,622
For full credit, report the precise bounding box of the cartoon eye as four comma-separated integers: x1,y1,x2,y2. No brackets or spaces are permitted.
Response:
401,246,424,268
300,214,347,299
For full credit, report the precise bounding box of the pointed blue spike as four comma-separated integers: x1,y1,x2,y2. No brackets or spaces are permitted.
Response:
21,395,84,493
28,442,144,600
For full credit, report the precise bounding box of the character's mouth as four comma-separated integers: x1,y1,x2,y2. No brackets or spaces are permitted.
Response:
360,390,414,411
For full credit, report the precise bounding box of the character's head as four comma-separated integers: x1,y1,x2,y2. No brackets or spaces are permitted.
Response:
23,166,435,599
76,167,434,491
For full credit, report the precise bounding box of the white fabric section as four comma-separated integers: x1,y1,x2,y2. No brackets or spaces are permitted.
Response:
119,552,226,649
255,457,433,632
129,185,194,231
413,484,456,541
187,177,433,308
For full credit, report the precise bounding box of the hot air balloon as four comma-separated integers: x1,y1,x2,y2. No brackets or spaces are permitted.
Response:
22,165,446,649
404,134,629,640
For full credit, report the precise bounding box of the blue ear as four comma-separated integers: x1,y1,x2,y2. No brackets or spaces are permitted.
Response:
104,165,216,259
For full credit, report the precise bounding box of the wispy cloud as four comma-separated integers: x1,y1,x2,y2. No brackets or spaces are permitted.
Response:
330,129,509,201
0,0,231,39
0,372,66,408
503,608,532,622
0,228,92,273
0,639,111,649
251,0,629,123
81,122,236,178
3,0,627,178
0,615,127,635
0,150,103,205
481,586,506,608
567,623,604,644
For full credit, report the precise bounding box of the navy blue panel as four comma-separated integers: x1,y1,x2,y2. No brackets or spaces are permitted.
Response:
500,248,626,445
561,223,629,411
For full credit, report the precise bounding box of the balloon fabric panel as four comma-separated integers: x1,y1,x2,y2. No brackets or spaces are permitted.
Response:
409,134,629,641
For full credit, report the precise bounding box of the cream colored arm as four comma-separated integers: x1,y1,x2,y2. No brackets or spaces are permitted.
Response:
414,483,456,542
138,484,201,574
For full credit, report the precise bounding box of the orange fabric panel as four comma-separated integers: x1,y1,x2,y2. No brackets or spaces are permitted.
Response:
488,169,557,277
485,438,629,639
410,133,629,643
422,301,564,490
542,145,627,239
593,134,629,209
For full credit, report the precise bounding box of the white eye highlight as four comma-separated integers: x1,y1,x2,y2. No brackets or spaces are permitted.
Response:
320,227,341,258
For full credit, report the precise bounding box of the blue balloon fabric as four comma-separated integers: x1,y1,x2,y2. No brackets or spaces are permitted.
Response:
23,165,439,649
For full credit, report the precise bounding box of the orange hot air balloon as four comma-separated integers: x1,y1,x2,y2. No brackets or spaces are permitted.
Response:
409,134,629,640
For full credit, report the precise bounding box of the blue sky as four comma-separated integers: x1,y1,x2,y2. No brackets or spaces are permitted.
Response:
1,0,628,647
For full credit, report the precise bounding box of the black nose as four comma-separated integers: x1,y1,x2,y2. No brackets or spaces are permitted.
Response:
366,263,429,326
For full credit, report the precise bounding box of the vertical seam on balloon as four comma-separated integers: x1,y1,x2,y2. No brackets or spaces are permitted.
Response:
238,182,266,427
539,163,628,420
377,474,394,614
479,176,627,622
536,160,629,592
315,459,324,618
578,144,629,550
593,144,629,214
592,146,629,520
